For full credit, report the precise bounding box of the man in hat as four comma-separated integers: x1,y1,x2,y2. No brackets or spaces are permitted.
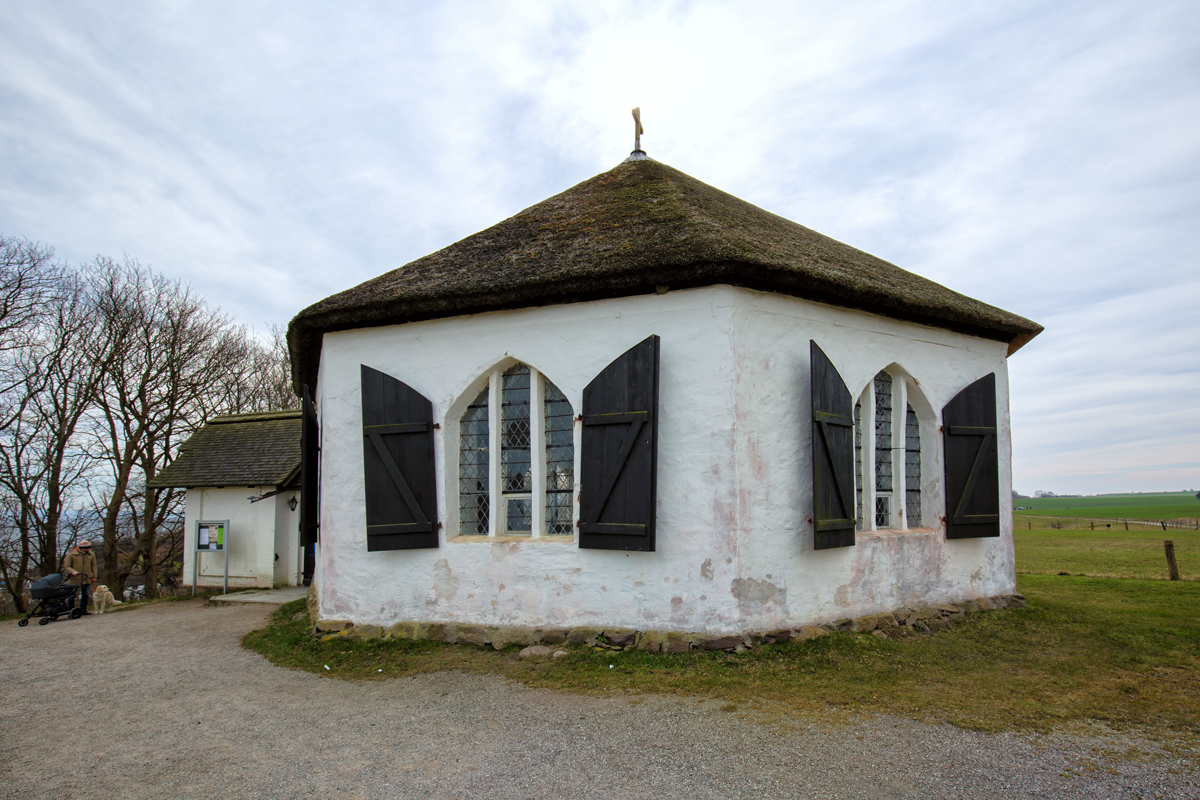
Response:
62,540,97,615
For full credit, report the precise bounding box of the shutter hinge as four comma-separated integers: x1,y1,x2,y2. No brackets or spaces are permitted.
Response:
433,423,441,429
574,414,582,422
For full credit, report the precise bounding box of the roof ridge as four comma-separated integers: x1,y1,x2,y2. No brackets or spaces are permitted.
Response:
207,410,302,424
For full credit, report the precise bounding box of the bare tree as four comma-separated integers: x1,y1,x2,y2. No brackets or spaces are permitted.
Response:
207,322,299,415
0,241,298,604
0,235,59,359
250,322,300,411
0,494,36,612
0,258,96,612
88,258,245,596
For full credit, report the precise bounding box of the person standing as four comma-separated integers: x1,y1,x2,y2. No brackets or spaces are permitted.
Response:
62,540,97,615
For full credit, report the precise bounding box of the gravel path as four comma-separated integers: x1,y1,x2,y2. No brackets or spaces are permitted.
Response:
1,600,1196,800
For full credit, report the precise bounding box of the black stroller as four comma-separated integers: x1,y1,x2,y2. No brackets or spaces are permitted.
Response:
18,573,83,627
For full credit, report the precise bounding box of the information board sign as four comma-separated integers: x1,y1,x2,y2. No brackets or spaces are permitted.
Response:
193,519,231,595
197,522,225,550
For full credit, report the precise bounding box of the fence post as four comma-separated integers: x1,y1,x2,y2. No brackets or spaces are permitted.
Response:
1164,540,1180,581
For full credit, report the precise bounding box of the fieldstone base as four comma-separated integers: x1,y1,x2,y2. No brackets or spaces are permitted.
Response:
305,582,319,624
312,594,1027,652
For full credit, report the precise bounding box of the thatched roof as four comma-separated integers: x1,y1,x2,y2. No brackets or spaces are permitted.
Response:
289,156,1041,393
147,410,301,489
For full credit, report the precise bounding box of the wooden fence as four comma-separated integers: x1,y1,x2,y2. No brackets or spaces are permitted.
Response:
1015,515,1200,531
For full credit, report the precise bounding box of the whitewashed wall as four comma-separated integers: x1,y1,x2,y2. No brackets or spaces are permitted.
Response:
273,492,302,586
314,285,1013,633
183,487,301,589
728,292,1013,632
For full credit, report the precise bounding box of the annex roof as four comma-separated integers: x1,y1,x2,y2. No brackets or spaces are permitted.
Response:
289,155,1042,393
147,410,301,489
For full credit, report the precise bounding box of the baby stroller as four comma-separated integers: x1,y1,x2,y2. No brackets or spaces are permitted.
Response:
18,573,83,627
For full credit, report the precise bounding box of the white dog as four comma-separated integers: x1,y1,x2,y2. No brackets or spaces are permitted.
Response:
92,585,121,614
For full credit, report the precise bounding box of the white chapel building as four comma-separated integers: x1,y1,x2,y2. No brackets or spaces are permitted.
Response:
286,147,1042,640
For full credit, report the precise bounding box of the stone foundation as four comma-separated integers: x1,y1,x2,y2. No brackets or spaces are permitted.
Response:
311,593,1027,652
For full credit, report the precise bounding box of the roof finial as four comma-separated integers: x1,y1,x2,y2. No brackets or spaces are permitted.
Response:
624,107,649,162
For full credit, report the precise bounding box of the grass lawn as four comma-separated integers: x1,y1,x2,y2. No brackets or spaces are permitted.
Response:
1016,528,1200,581
244,573,1200,736
1014,491,1200,521
242,523,1200,737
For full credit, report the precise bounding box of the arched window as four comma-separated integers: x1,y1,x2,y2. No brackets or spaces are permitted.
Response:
501,364,533,531
854,401,863,532
544,381,574,535
456,362,575,537
853,368,924,530
905,404,921,527
458,387,490,535
873,371,893,527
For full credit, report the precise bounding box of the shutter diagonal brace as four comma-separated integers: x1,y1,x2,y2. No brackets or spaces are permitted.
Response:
582,417,646,524
367,431,430,528
950,429,998,525
815,414,854,530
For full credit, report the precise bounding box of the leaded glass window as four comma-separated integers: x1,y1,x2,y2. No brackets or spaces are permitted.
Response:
857,371,928,531
905,404,921,527
501,365,532,533
854,401,863,531
456,362,575,538
873,371,893,527
875,496,891,529
544,379,574,535
458,387,490,535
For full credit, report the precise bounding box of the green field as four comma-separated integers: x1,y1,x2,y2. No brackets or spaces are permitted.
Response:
1013,491,1200,521
1015,528,1199,580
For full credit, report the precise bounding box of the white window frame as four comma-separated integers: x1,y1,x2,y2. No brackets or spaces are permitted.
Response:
454,362,579,540
857,368,928,532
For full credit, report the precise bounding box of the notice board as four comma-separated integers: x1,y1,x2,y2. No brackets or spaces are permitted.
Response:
193,519,230,594
197,521,226,551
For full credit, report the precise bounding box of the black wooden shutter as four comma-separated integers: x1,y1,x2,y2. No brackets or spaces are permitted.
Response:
579,335,659,552
942,373,1000,539
361,365,438,551
299,385,319,584
810,341,856,549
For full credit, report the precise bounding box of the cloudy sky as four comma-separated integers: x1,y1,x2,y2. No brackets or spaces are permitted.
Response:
1,1,1197,496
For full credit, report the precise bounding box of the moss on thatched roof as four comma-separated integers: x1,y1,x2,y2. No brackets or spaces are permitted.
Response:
147,410,301,489
289,156,1041,393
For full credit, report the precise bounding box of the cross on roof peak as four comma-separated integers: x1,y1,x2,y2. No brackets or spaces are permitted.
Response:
625,107,649,162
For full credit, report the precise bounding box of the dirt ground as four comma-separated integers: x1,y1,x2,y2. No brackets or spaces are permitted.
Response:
1,599,1196,800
